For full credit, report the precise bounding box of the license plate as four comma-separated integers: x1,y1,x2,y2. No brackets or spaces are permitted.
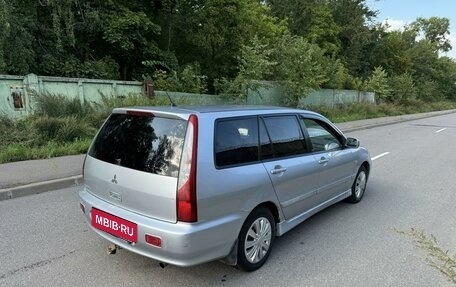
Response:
91,208,138,243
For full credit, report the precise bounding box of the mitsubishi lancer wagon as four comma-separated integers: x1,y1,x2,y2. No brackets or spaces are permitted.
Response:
79,105,371,271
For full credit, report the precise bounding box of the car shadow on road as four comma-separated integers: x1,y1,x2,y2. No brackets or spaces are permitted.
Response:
92,177,396,286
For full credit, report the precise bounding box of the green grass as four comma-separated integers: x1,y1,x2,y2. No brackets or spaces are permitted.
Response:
0,139,92,163
0,93,179,164
311,101,456,123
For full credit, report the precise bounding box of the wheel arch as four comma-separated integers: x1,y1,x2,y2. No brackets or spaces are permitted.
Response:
221,201,280,267
361,161,371,177
254,201,280,227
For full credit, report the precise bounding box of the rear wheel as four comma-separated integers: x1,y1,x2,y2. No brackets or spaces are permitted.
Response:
348,166,368,203
236,207,275,271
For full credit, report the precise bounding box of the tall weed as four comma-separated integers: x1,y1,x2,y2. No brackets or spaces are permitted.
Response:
0,116,32,146
33,93,94,118
30,116,93,143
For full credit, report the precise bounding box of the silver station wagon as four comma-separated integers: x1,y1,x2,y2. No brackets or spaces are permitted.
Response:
79,105,371,271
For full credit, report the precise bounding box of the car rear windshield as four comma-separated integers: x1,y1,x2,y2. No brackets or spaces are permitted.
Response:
88,113,186,177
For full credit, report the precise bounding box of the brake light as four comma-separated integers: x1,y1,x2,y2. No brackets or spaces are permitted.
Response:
177,114,198,222
126,110,154,117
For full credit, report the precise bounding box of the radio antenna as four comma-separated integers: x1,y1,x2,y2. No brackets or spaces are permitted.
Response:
165,91,176,107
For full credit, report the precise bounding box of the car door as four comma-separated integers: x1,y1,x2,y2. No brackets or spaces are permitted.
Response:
300,117,356,204
260,115,321,220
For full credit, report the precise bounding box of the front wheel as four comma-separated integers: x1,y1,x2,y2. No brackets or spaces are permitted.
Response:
236,207,275,271
348,166,368,203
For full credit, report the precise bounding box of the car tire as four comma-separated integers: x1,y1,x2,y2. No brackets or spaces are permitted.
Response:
348,166,368,203
236,207,275,272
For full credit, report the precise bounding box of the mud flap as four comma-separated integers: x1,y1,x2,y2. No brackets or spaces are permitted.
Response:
219,239,238,266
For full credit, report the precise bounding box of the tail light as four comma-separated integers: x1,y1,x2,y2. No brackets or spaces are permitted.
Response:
177,114,198,222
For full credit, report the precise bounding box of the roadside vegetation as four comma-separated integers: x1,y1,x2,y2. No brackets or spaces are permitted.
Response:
0,94,172,163
1,93,455,164
313,101,456,123
396,228,456,284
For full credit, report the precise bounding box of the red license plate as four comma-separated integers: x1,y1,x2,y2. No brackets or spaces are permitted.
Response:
91,208,138,243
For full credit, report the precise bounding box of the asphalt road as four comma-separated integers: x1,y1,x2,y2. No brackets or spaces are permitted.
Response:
1,113,456,287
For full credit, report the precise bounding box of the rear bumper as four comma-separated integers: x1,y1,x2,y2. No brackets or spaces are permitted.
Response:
79,187,242,267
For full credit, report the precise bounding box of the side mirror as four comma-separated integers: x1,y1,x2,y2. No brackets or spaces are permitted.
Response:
345,137,360,148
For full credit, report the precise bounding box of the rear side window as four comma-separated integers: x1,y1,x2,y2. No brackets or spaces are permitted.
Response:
262,116,307,158
215,117,259,167
89,113,186,177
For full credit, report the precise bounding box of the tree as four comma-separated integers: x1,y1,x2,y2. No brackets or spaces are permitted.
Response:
408,40,439,100
157,0,286,92
329,0,378,78
185,0,246,86
433,57,456,100
215,35,277,100
373,17,456,102
0,0,174,80
1,0,455,103
267,0,341,55
1,0,36,75
102,7,162,80
364,67,391,102
389,73,417,103
0,0,7,72
411,17,452,52
273,34,331,106
370,30,413,76
218,33,337,106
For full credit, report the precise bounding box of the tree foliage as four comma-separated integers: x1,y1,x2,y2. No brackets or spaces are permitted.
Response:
273,34,330,105
0,0,7,72
364,67,391,103
389,73,417,104
268,0,341,55
0,0,455,104
410,17,452,52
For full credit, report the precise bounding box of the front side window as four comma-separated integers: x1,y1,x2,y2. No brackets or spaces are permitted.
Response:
262,116,307,158
302,118,342,152
89,113,186,177
215,117,259,167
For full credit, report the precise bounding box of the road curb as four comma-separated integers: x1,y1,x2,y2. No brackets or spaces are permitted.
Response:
0,175,83,201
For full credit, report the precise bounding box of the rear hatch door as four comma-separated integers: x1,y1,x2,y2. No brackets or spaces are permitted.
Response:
84,109,188,223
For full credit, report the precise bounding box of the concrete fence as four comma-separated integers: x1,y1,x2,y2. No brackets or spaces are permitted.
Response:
0,74,145,118
0,74,375,118
246,82,375,107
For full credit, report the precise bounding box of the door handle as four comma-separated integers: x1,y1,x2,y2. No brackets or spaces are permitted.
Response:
318,157,329,164
270,167,287,174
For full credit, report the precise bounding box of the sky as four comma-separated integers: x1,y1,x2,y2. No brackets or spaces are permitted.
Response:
367,0,456,59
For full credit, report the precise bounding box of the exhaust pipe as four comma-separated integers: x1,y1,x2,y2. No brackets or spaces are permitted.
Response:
159,262,168,268
106,244,121,255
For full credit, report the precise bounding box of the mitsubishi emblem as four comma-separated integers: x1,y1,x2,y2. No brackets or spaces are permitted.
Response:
111,174,118,184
